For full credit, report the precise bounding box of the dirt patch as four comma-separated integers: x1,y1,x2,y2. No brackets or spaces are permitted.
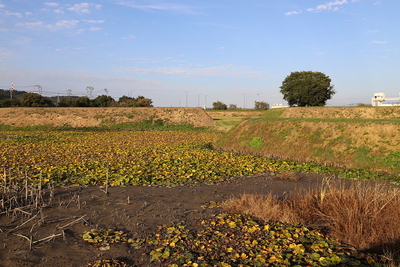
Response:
0,173,329,267
0,107,216,128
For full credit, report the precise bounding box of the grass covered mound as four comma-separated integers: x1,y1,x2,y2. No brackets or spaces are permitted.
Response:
148,213,377,267
215,108,400,177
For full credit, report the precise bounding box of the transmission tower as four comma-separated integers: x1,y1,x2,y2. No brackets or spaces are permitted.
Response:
10,82,15,99
86,86,94,99
104,88,109,96
67,89,72,98
35,85,42,95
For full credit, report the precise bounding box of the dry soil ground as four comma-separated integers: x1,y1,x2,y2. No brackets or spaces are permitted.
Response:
0,107,215,128
0,172,330,267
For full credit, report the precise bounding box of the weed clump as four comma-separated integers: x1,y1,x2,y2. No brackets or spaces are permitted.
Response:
223,178,400,265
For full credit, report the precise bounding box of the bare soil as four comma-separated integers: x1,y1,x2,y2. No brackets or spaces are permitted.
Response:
0,107,215,128
0,173,330,267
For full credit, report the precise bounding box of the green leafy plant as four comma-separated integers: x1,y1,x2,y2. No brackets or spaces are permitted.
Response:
148,213,377,266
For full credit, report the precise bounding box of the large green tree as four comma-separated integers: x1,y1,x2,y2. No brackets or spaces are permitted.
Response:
279,71,335,107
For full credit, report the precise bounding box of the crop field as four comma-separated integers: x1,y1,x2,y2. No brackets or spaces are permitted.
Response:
1,128,399,266
1,129,280,188
1,129,394,191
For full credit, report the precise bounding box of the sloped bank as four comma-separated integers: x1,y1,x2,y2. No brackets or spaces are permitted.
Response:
215,108,400,176
0,107,215,128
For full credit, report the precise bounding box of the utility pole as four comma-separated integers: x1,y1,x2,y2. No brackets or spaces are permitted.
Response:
204,94,207,109
241,94,246,109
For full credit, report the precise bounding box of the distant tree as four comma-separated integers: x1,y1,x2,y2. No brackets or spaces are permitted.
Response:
20,93,54,107
279,71,335,107
117,95,153,107
0,89,26,101
118,95,133,106
0,98,19,107
93,95,115,107
212,101,228,110
58,97,77,107
228,104,238,110
76,96,91,107
254,101,270,110
136,97,153,107
357,103,372,107
118,95,133,103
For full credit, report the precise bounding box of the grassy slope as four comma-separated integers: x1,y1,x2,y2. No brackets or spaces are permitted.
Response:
215,107,400,176
206,110,264,132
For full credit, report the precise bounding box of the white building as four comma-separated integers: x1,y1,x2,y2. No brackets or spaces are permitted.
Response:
371,92,400,106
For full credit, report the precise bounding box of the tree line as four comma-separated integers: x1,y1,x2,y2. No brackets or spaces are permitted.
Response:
0,90,153,108
212,101,270,110
1,71,336,108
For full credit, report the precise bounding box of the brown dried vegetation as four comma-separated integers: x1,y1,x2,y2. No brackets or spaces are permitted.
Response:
223,178,400,264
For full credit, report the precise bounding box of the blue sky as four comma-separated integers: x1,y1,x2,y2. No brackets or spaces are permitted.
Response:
0,0,399,107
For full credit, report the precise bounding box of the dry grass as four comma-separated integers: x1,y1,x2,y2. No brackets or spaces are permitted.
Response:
222,177,400,264
275,171,302,181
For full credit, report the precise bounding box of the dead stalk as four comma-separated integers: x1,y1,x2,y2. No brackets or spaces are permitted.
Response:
14,233,62,250
58,214,87,229
7,210,41,233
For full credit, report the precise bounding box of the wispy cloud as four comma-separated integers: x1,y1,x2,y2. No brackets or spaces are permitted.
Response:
372,40,387,44
285,0,362,15
44,2,59,7
3,11,23,18
14,37,33,45
307,0,348,12
122,35,136,39
117,1,199,14
56,20,79,28
0,47,12,58
66,3,102,14
284,10,302,16
67,3,91,14
116,65,264,78
16,20,79,31
83,20,105,23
